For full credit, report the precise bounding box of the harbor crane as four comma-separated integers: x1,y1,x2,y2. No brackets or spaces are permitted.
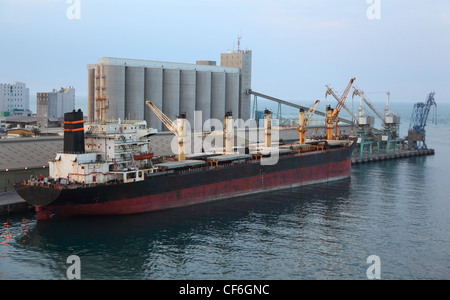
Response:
297,100,320,144
247,89,354,125
353,88,386,128
325,77,356,140
325,86,357,124
145,101,188,161
407,92,437,150
351,88,400,138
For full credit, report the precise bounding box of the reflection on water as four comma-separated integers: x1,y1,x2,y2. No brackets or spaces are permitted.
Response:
1,221,12,247
1,180,355,280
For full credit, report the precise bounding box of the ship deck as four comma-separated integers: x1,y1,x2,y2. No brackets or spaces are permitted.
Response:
13,139,355,192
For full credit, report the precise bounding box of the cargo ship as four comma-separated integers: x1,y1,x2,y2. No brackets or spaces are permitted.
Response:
15,108,356,221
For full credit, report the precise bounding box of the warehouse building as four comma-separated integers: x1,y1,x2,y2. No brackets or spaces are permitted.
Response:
87,50,252,131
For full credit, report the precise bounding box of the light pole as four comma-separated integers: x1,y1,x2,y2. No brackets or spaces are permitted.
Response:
4,169,9,192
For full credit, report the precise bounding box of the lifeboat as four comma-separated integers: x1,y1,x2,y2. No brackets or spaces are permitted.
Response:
133,153,154,161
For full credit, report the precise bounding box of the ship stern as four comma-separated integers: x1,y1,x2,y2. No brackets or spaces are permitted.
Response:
14,184,62,221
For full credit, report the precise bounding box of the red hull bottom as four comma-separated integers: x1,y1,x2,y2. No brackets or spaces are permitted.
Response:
36,160,351,221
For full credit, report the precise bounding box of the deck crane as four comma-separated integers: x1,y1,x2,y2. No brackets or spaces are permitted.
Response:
145,101,188,161
325,77,356,140
325,86,357,124
407,92,437,150
297,100,320,144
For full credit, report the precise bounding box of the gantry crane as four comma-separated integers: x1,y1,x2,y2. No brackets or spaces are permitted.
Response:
297,100,320,144
407,92,437,150
326,77,356,140
145,101,188,161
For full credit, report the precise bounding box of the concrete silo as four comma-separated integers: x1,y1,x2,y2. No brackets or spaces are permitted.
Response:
162,69,180,126
125,66,145,121
225,72,240,120
211,72,226,122
196,71,211,130
87,67,95,122
103,64,126,121
88,53,249,130
180,70,196,130
144,68,164,131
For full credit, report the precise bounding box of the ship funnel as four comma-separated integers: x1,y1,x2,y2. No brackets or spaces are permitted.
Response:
64,109,85,154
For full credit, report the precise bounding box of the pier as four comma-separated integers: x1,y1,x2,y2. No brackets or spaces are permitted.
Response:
352,148,435,165
0,190,34,216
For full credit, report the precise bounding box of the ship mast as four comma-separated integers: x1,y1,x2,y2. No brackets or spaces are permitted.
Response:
145,101,187,161
297,100,320,144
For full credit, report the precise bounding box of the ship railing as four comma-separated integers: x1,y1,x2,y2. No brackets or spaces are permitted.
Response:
169,143,347,176
173,159,254,176
18,179,65,190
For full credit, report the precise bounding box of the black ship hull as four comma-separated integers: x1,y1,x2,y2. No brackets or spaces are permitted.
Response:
16,142,355,220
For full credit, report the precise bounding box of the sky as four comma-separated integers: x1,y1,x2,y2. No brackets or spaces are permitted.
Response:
0,0,449,110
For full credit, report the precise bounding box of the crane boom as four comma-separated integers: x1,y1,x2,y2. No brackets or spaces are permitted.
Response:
146,101,187,161
146,101,178,135
334,77,356,118
407,92,437,150
409,92,437,133
325,86,356,122
353,88,385,127
305,100,320,123
297,100,320,144
326,77,356,140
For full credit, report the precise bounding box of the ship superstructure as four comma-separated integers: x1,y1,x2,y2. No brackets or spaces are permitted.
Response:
50,110,157,186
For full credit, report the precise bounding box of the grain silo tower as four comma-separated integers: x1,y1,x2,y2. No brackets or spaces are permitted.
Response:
87,50,251,131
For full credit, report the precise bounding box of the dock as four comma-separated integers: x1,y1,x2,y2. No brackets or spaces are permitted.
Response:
0,190,34,216
352,149,435,165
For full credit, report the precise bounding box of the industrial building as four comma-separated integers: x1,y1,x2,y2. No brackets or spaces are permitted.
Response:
0,117,6,132
37,87,75,128
87,50,252,131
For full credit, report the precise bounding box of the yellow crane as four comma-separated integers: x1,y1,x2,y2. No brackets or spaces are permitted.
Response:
325,77,356,140
297,100,320,144
145,101,187,161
